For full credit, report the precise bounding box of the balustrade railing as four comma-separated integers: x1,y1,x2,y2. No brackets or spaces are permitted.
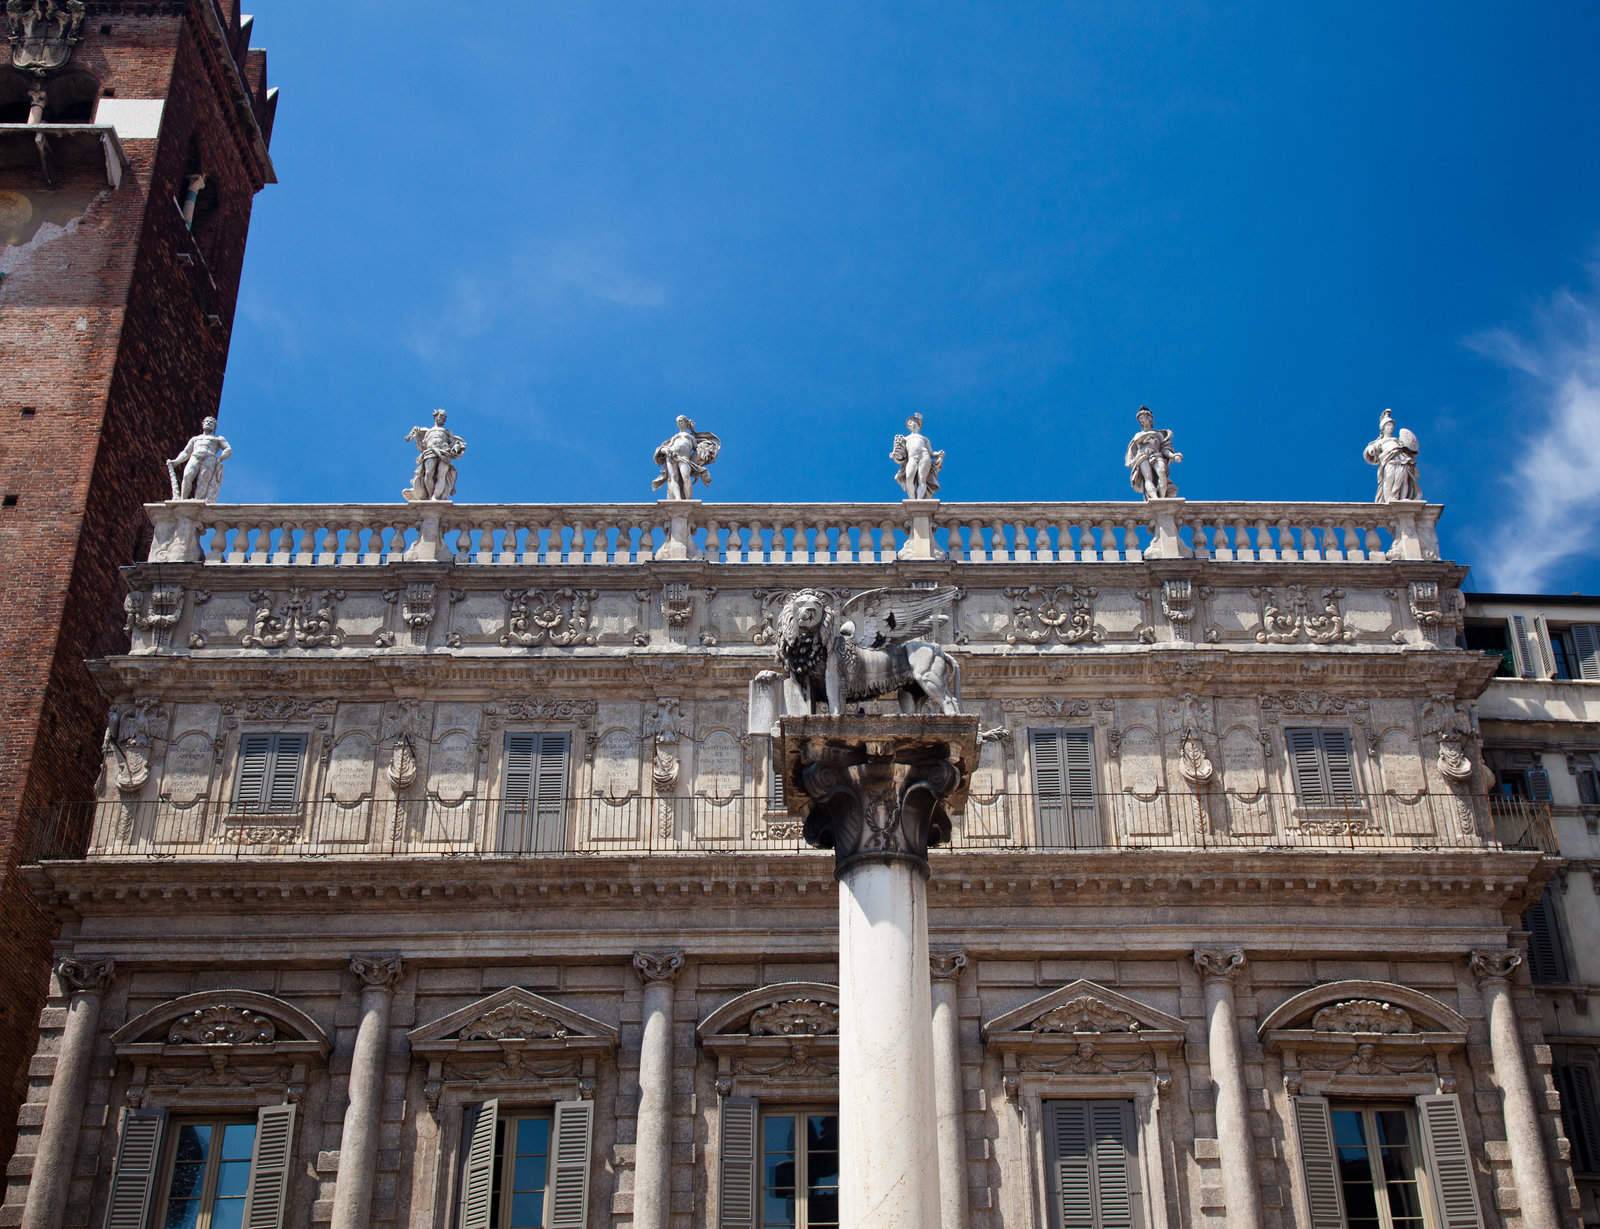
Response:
145,499,1442,567
33,790,1547,862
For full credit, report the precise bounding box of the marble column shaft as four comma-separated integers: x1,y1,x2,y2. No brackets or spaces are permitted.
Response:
930,948,969,1229
21,959,114,1229
632,950,684,1229
1471,949,1562,1227
1194,948,1262,1229
330,955,403,1229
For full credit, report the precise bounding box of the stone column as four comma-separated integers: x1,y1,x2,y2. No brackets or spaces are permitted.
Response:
789,715,976,1229
330,955,404,1229
631,949,685,1229
1193,947,1261,1229
21,958,115,1229
930,947,969,1229
1470,949,1562,1227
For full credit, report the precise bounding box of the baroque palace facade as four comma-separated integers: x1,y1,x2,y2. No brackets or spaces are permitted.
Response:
0,481,1583,1229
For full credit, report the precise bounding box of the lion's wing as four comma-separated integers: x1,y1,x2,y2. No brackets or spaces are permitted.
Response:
842,587,958,648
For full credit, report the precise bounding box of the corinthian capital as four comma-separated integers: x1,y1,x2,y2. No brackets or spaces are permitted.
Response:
633,950,685,985
55,957,114,995
930,947,968,981
1193,947,1246,981
1469,948,1523,983
350,954,405,990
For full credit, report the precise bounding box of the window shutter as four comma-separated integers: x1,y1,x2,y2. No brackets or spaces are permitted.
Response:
503,733,535,804
1556,1063,1600,1174
1572,623,1600,681
265,734,305,813
1534,616,1557,676
768,739,786,810
548,1099,594,1229
1030,729,1066,847
717,1097,757,1229
1089,1102,1135,1229
1062,730,1099,849
1526,764,1554,802
532,733,571,847
233,734,273,812
1048,1101,1094,1228
1322,728,1357,801
1286,728,1328,806
458,1099,499,1229
102,1107,167,1229
240,1102,297,1229
1578,768,1600,807
1524,887,1571,982
1512,615,1541,679
1417,1094,1485,1229
1291,1096,1344,1229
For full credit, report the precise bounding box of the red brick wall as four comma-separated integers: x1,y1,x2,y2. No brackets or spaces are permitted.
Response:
0,2,271,1168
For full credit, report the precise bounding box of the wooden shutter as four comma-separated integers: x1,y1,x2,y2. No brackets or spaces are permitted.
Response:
717,1097,757,1229
1031,729,1066,847
1572,623,1600,681
1062,730,1098,848
1032,729,1095,847
1526,764,1554,802
1048,1101,1094,1228
1512,615,1541,679
1534,616,1558,676
233,734,304,814
265,734,305,813
1046,1101,1135,1229
1556,1062,1600,1174
1089,1102,1135,1229
1417,1094,1485,1229
1524,886,1571,982
233,733,274,811
548,1099,594,1229
768,739,786,810
1286,727,1328,806
1322,728,1357,801
532,733,571,850
102,1107,167,1229
458,1099,499,1229
240,1102,297,1229
1290,1096,1345,1229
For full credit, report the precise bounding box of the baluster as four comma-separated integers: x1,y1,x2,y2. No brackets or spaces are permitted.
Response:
1251,518,1272,562
1278,517,1298,562
1100,520,1120,563
1364,525,1383,561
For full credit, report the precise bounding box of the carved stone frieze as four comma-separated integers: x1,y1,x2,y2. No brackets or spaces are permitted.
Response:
1311,1000,1415,1035
1260,690,1355,716
484,699,599,724
1030,995,1144,1034
1161,578,1197,640
168,1005,276,1045
1022,1043,1155,1076
500,587,598,647
241,588,346,649
662,583,693,628
395,582,436,648
460,1004,571,1041
748,999,840,1037
1252,585,1355,645
1004,584,1103,646
124,584,184,650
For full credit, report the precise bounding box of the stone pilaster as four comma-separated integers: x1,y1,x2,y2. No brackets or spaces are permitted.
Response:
632,949,684,1229
20,958,114,1229
1470,948,1562,1227
1193,947,1261,1229
330,955,404,1229
930,947,970,1229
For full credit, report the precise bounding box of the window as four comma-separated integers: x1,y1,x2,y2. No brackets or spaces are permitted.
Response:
1575,758,1600,806
768,737,786,811
1555,1058,1600,1175
498,732,570,853
1285,727,1359,807
460,1100,592,1229
1330,1105,1429,1229
1029,728,1098,848
1462,621,1514,678
1552,623,1600,681
158,1118,256,1229
1524,885,1572,983
479,1114,552,1228
232,732,306,814
759,1109,838,1229
1044,1100,1138,1229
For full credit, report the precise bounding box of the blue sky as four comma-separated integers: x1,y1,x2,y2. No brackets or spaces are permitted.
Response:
221,2,1600,593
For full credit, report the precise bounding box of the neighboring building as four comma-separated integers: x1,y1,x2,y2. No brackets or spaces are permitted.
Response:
1466,592,1600,1225
0,0,275,1168
1,492,1582,1229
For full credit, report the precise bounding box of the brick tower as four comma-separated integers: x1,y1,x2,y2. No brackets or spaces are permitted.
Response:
0,0,275,1166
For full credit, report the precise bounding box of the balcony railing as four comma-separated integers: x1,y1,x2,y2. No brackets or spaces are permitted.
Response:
144,499,1443,568
31,791,1552,862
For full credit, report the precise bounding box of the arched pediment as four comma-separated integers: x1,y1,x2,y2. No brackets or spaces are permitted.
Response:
1258,980,1468,1039
983,980,1186,1043
407,986,618,1052
699,982,840,1098
698,981,840,1039
111,990,330,1056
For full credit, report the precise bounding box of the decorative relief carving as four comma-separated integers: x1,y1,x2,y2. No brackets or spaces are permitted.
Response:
1030,995,1144,1034
662,583,694,628
400,582,437,648
55,957,113,994
633,950,686,984
350,955,404,990
1161,578,1196,639
500,588,598,647
929,948,967,981
241,588,346,649
1469,949,1523,983
385,701,421,791
1260,691,1354,716
484,699,599,724
1000,698,1095,718
459,1004,571,1041
648,700,684,838
1407,580,1445,647
748,999,840,1036
8,1,86,76
124,584,184,650
222,698,336,728
168,1005,276,1045
1004,584,1103,646
1022,1043,1155,1076
104,699,159,794
1252,585,1355,645
1311,1000,1415,1035
1193,947,1246,980
1178,731,1215,786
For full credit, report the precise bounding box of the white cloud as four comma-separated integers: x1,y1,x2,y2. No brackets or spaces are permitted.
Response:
1471,270,1600,592
546,236,668,309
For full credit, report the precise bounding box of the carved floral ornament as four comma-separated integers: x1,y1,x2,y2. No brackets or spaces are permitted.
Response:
1005,584,1103,647
168,1005,276,1046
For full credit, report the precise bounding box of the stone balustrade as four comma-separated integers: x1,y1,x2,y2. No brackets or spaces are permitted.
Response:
146,498,1441,567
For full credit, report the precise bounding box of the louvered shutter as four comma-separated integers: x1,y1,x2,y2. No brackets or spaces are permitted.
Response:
265,734,305,814
1286,728,1328,806
1572,623,1600,681
1062,730,1099,848
1048,1102,1094,1228
1030,729,1067,847
1526,764,1554,802
500,734,535,851
718,1097,757,1229
1322,728,1357,802
458,1099,499,1229
1089,1102,1134,1229
548,1099,593,1229
1417,1094,1485,1229
1534,616,1558,676
1561,1063,1600,1174
1512,615,1541,679
532,733,571,852
1524,887,1571,982
239,1102,296,1229
1290,1096,1344,1229
233,734,274,812
102,1107,167,1229
768,739,786,810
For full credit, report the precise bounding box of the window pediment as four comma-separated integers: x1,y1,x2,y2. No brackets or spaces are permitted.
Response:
983,981,1184,1098
112,990,331,1059
699,982,840,1097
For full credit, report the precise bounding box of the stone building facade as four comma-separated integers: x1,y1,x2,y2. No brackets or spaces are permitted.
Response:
0,0,275,1168
1,494,1581,1229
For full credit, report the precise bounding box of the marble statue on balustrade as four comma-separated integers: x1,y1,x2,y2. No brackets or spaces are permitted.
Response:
166,415,231,502
1363,409,1422,503
748,587,963,731
1125,405,1181,500
891,412,944,500
652,415,720,500
403,408,467,502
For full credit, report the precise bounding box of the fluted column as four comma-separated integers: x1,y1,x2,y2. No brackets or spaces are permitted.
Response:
1470,949,1562,1227
632,949,684,1229
930,947,969,1229
330,955,404,1229
1193,947,1261,1229
21,958,115,1229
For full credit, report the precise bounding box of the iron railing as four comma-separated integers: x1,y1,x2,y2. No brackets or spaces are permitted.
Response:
29,792,1557,862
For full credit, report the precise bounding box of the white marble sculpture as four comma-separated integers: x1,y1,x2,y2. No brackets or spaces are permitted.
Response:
891,413,944,500
403,408,467,502
1363,409,1422,503
166,416,231,502
1125,405,1181,500
652,416,720,500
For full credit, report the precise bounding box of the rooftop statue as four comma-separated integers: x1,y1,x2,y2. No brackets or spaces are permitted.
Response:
890,412,944,500
403,408,466,502
652,415,720,500
1363,408,1422,503
1125,405,1181,500
166,415,231,503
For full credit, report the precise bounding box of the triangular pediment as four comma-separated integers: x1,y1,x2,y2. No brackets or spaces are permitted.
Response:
983,979,1185,1041
407,987,617,1050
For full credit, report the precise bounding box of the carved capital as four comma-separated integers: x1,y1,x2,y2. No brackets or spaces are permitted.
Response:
1192,947,1246,982
930,947,968,981
632,950,685,985
1469,948,1523,984
55,957,114,995
349,955,405,991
